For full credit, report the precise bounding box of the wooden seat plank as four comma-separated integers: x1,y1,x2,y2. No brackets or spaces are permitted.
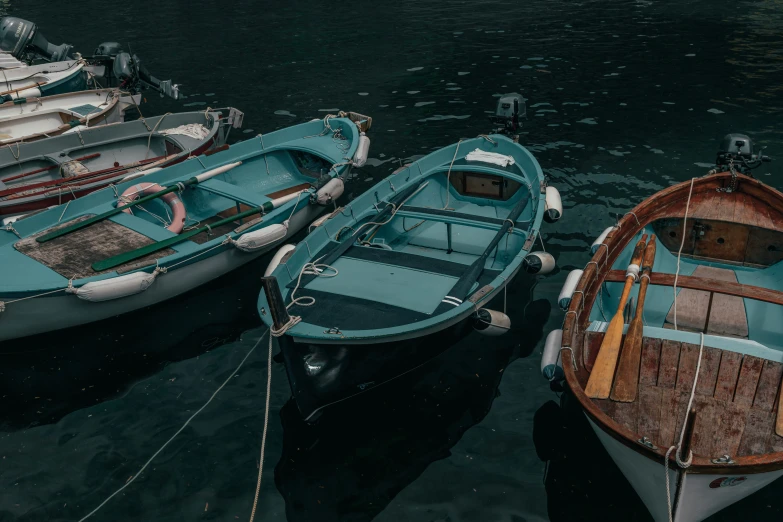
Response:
714,351,743,402
658,340,681,389
711,401,749,458
640,337,662,386
695,347,722,396
752,360,783,412
604,270,783,307
734,356,764,407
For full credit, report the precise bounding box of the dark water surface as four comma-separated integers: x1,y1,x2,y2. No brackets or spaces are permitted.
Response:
2,1,783,520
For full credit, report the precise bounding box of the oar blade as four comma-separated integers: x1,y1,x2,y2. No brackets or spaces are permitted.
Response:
585,313,625,399
610,319,644,402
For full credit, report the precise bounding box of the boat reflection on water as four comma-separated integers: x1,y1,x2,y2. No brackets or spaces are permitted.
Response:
275,277,551,521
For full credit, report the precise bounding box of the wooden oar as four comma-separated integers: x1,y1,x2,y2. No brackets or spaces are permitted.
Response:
0,155,167,198
432,194,529,315
610,235,657,402
3,153,102,183
585,234,649,399
776,382,783,437
36,161,242,243
91,190,306,271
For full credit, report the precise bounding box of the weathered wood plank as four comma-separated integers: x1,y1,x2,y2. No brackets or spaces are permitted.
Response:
676,343,700,391
658,340,681,389
734,356,764,407
659,388,689,448
583,331,604,372
714,350,743,402
690,396,718,457
603,271,783,307
640,337,662,387
738,408,772,456
711,401,748,458
638,386,663,443
695,347,722,396
753,360,783,412
613,400,640,434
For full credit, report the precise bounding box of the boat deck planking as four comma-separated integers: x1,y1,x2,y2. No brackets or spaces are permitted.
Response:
587,331,783,458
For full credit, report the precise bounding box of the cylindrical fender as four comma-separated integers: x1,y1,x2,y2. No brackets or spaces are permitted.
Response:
541,329,564,381
558,269,584,311
264,243,297,277
471,308,511,336
544,186,562,223
315,178,344,206
353,132,370,167
233,222,288,252
590,226,616,255
67,270,161,302
523,251,556,275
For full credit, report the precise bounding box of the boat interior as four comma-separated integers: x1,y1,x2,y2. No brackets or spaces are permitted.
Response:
5,148,331,285
582,188,783,461
285,164,538,330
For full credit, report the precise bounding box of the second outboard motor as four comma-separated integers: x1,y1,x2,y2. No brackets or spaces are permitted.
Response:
490,93,526,137
715,133,771,175
0,17,72,61
113,51,179,99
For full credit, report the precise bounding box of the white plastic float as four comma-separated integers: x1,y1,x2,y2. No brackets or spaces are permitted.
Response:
67,270,161,302
233,222,289,252
353,132,370,167
541,329,564,381
544,186,562,223
314,177,344,205
590,226,616,255
558,269,584,311
264,243,297,277
523,251,556,275
472,308,511,336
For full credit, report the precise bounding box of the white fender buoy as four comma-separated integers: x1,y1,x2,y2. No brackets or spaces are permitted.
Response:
264,243,297,277
523,251,555,275
233,222,288,252
544,186,562,223
353,132,370,167
590,226,616,255
558,269,584,311
67,270,161,302
472,308,511,336
315,178,345,205
541,329,564,381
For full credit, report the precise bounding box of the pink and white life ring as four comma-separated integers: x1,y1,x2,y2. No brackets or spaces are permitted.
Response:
119,182,186,234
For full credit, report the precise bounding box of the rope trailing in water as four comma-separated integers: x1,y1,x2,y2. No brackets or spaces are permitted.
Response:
77,330,269,522
672,178,695,331
664,332,704,522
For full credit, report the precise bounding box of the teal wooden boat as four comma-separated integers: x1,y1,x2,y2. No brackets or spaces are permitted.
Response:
0,114,370,341
258,134,560,420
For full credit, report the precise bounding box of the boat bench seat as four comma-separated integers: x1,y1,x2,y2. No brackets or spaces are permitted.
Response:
663,266,749,338
197,178,270,208
396,205,531,231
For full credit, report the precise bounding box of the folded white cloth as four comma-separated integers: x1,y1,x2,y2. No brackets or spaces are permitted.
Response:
159,123,209,140
465,148,515,167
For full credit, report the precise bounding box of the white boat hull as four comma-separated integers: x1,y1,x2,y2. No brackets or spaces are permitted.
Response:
587,416,783,522
0,205,321,341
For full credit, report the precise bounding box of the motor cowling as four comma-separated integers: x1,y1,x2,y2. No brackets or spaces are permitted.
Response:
0,17,72,61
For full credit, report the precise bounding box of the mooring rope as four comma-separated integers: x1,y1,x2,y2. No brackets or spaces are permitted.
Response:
77,330,269,522
672,178,695,331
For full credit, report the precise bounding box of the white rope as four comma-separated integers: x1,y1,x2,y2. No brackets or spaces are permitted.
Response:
673,178,695,331
442,139,463,210
664,332,704,522
248,330,274,522
77,330,269,522
145,113,173,159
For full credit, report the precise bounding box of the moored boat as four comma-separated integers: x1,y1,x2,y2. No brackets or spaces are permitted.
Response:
0,59,87,99
0,108,242,216
551,134,783,522
0,88,137,145
259,118,560,421
0,113,370,341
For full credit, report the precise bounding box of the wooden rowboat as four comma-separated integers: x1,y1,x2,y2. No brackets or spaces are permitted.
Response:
0,114,369,341
555,134,783,522
0,108,241,216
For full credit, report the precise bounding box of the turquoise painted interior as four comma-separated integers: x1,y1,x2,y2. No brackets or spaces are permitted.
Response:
588,226,783,353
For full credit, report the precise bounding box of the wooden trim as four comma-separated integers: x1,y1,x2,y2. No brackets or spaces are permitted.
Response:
265,182,311,200
604,270,783,306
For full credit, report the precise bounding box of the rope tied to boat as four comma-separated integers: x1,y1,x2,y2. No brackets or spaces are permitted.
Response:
673,178,696,331
664,332,704,522
442,139,464,210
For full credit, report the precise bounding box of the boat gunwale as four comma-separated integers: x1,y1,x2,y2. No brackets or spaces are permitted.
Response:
561,171,783,474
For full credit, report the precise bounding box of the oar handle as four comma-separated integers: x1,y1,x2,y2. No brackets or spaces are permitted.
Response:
640,235,657,276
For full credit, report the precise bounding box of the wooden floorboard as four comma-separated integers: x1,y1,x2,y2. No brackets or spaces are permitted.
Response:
690,396,718,456
734,356,764,407
739,409,773,456
695,347,722,397
658,340,681,389
714,350,743,402
583,331,603,372
711,401,748,457
640,338,662,387
638,386,663,441
676,343,700,391
752,360,783,412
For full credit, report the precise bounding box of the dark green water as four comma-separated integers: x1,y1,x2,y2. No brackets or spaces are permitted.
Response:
2,0,783,520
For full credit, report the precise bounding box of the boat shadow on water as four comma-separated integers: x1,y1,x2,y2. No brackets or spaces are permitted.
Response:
0,249,282,432
274,274,551,522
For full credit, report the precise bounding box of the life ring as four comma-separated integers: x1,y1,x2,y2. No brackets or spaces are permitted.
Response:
119,182,186,234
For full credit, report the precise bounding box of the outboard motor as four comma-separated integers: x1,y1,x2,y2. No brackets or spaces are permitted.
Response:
0,17,73,61
94,41,123,58
715,133,771,175
112,51,180,99
490,93,526,137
